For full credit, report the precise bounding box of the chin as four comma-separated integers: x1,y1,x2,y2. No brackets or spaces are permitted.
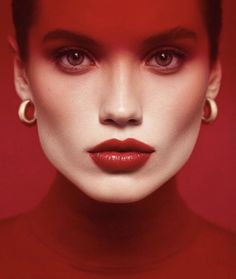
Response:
83,190,151,204
65,171,167,204
82,190,154,204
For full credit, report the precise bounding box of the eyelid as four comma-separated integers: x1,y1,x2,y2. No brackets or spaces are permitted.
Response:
52,46,97,64
141,45,189,75
47,46,99,74
144,45,186,63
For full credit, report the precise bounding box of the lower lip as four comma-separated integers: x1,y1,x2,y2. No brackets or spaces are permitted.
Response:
89,151,153,173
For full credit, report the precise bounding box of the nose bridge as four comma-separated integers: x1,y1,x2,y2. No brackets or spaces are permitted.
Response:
99,57,142,126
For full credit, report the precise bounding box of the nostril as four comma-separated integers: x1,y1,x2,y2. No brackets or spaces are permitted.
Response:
101,117,142,127
128,118,140,125
103,118,114,125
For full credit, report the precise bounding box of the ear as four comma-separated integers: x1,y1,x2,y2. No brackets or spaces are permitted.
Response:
8,36,33,101
206,60,222,100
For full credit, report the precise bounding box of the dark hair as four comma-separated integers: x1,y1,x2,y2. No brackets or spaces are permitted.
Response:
12,0,38,60
201,0,222,62
12,0,222,62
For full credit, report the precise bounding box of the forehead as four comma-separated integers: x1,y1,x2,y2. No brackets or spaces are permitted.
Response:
35,0,205,44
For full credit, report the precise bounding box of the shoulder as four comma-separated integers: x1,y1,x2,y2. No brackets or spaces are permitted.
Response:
0,215,20,240
197,217,236,245
190,215,236,272
192,212,236,250
0,215,23,275
0,215,26,253
0,214,37,259
0,214,52,278
166,215,236,278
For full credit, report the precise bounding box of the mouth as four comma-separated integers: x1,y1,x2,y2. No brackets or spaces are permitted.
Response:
88,138,155,173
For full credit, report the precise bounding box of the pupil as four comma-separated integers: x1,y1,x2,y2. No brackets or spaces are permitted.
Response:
156,52,172,66
68,51,83,66
160,53,167,60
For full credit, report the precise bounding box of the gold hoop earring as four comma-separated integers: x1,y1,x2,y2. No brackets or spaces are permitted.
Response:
202,97,218,124
18,99,36,125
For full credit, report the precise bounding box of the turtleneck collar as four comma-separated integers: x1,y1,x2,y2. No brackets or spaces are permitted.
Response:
25,172,201,273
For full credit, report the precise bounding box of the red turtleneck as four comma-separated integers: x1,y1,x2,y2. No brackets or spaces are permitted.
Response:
0,174,235,278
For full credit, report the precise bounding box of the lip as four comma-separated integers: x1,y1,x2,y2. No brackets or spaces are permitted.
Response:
88,138,155,173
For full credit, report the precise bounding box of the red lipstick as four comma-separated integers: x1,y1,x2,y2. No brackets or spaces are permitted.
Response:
88,138,155,173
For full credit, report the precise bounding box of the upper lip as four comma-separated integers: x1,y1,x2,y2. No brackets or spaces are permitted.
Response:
88,138,155,153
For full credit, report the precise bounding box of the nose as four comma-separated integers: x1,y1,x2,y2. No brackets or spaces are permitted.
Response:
99,61,143,127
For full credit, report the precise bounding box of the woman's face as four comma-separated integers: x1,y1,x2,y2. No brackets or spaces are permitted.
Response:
15,0,221,203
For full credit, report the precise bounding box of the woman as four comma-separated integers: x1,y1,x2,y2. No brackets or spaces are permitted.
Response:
0,0,235,278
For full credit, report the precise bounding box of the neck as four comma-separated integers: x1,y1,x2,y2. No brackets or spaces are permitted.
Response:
26,173,200,272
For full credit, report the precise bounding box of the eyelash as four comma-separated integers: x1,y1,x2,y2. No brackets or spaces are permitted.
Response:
51,46,187,74
52,47,96,73
145,47,186,74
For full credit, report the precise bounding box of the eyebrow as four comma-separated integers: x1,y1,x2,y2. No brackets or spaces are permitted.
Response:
42,26,197,50
42,29,103,52
141,27,197,49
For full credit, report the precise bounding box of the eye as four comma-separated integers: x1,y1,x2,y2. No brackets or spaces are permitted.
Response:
53,48,96,73
145,48,186,74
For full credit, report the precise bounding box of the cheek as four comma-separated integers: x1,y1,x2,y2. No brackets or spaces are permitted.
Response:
27,63,101,135
168,64,209,135
143,59,210,175
26,65,105,171
144,59,210,135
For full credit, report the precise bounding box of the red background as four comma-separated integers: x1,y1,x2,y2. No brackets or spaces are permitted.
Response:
0,0,235,231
